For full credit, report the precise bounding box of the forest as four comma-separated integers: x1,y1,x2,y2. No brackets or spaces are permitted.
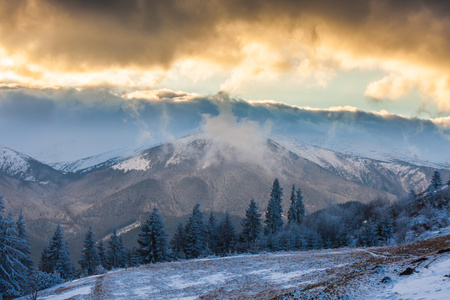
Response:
0,171,449,299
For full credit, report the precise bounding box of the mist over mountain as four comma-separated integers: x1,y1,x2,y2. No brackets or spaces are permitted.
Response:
1,88,449,165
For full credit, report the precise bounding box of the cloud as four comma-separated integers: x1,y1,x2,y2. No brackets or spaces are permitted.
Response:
431,116,450,128
197,99,275,174
1,87,449,164
0,1,450,110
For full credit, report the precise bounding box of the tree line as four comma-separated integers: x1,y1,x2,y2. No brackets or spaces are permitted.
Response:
1,171,449,299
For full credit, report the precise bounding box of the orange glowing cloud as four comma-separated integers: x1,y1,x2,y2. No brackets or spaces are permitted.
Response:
0,0,449,110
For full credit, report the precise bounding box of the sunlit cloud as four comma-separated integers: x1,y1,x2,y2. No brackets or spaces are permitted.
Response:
0,0,449,112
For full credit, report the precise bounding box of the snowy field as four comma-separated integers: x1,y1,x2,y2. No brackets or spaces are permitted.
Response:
30,234,450,300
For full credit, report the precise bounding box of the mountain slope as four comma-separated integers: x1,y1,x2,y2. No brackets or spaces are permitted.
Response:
1,136,449,265
0,147,68,184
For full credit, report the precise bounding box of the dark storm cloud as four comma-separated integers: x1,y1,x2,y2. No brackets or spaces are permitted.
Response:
1,0,449,70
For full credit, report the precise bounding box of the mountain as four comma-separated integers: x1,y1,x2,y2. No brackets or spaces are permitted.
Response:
0,136,449,264
0,147,67,184
51,149,127,174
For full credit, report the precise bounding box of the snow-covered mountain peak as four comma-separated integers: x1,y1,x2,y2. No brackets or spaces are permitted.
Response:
51,148,129,174
0,147,35,181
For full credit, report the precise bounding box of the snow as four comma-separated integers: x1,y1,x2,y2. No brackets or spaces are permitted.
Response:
376,256,450,299
112,155,151,172
28,238,450,300
273,136,440,192
0,147,35,181
39,285,93,300
51,148,126,173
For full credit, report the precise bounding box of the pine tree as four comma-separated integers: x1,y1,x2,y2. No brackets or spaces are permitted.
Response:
96,240,107,269
15,210,32,269
184,203,207,259
38,223,75,280
128,247,141,267
376,216,394,244
264,178,284,235
430,170,443,191
240,199,262,245
218,212,236,256
0,192,29,297
171,222,186,259
38,246,53,274
358,221,377,247
107,229,128,269
79,226,99,276
137,207,168,264
206,213,219,255
287,185,305,225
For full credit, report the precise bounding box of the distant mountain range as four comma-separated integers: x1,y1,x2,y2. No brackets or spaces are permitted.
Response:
1,134,449,263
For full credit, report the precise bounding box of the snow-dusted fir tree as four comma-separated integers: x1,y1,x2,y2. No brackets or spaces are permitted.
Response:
16,209,33,269
107,229,128,269
39,223,76,280
264,178,284,235
218,212,236,255
184,203,206,259
358,221,377,247
128,247,141,267
0,191,29,298
206,212,219,255
137,207,168,264
96,240,107,269
240,199,262,245
287,185,305,225
171,222,186,259
376,216,394,244
429,170,443,191
79,226,99,276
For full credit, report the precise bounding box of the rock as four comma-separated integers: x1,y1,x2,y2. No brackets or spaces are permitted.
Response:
381,276,392,284
399,267,415,276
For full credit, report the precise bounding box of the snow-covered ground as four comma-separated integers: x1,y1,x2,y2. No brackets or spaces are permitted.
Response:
375,255,450,299
28,234,450,300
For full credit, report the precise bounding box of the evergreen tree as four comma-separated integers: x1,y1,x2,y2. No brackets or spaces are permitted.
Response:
38,246,53,274
0,192,29,297
137,207,168,264
171,222,186,259
15,210,32,269
128,247,141,267
218,212,236,255
376,216,394,244
206,213,219,255
107,229,128,269
38,223,75,280
96,240,107,269
306,230,323,250
337,228,351,248
287,185,305,225
430,170,443,191
184,203,207,259
240,199,262,245
264,178,284,235
358,221,377,247
79,226,99,276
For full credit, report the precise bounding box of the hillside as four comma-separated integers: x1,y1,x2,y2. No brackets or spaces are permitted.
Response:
27,233,450,299
1,135,449,264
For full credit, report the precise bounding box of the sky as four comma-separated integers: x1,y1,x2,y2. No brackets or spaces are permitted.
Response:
0,0,450,162
0,0,449,116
